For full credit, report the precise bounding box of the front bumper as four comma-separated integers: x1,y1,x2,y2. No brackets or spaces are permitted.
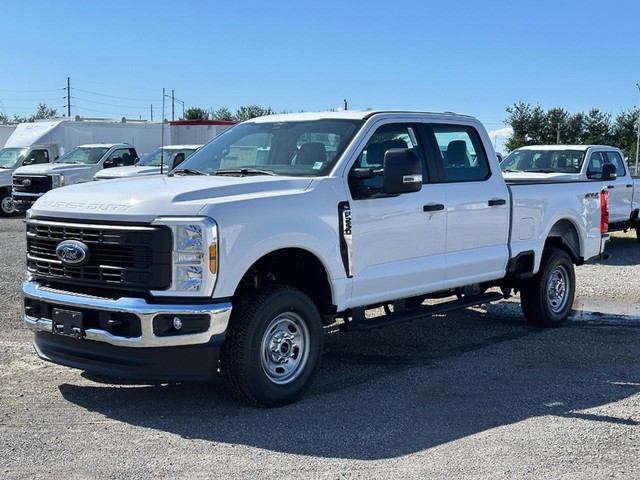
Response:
22,281,232,380
12,192,42,213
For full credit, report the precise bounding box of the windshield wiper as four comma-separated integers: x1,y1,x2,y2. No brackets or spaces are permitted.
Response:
524,169,557,173
169,168,208,176
502,169,522,173
214,168,276,176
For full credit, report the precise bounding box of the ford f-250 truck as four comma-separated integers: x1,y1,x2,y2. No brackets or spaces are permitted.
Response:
501,144,640,240
12,143,139,213
21,111,610,407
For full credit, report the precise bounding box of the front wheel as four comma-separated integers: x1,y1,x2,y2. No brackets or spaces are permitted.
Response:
520,248,575,328
0,192,17,216
220,285,324,407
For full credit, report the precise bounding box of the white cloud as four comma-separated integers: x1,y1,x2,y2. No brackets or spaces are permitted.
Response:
487,126,513,154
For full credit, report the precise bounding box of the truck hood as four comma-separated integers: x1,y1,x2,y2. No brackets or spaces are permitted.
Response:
14,163,95,176
502,171,582,182
94,165,165,180
31,174,315,222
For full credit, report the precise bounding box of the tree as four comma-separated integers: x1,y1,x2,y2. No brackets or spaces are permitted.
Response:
211,107,234,121
28,103,57,122
0,112,7,124
583,108,612,145
183,107,210,120
505,102,547,151
234,105,275,122
612,108,640,163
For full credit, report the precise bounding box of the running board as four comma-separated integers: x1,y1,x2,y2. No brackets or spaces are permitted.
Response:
341,291,505,332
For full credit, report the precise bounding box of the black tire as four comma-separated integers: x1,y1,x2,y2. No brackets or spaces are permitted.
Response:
0,192,17,216
220,285,324,407
520,248,575,328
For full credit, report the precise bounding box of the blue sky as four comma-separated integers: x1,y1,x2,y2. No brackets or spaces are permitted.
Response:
1,0,640,152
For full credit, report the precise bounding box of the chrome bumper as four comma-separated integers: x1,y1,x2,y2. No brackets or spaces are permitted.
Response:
22,281,232,348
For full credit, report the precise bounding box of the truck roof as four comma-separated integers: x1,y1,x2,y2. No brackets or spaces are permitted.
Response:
248,110,475,123
512,145,621,152
75,143,130,149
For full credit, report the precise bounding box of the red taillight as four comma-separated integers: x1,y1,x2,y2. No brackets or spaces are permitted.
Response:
600,190,609,233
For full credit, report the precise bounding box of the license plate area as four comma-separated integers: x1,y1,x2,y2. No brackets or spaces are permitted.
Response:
52,308,85,339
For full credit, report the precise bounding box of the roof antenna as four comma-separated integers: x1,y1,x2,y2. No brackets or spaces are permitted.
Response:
343,99,348,111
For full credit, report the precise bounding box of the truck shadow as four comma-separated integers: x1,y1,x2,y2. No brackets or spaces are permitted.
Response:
58,306,640,460
600,233,640,266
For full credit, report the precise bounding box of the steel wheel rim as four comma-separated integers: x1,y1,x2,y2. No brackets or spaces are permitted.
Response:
1,196,14,214
260,312,310,385
547,264,570,313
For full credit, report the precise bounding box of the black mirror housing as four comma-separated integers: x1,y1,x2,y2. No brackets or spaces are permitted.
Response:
383,148,422,194
601,163,617,182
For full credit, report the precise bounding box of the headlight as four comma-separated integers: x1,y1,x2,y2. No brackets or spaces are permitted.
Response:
151,217,218,297
51,174,64,188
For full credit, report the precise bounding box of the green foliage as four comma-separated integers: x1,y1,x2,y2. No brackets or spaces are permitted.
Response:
211,107,234,121
505,103,640,162
183,107,210,120
28,103,57,122
233,105,275,122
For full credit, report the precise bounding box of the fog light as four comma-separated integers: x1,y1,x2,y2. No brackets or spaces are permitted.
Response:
173,317,183,331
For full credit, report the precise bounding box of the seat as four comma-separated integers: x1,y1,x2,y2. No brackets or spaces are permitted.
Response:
445,140,467,167
365,139,408,167
121,152,132,166
297,142,327,166
171,152,186,169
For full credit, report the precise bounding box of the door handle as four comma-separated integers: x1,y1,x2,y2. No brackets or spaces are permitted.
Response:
626,184,633,188
488,199,506,206
423,204,445,212
607,185,615,189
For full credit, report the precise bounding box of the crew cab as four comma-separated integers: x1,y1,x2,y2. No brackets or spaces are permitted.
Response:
21,111,610,407
12,143,138,212
501,145,640,240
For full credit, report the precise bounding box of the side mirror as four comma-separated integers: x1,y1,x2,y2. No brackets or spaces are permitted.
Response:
601,163,617,182
103,158,116,168
383,148,423,194
23,158,36,165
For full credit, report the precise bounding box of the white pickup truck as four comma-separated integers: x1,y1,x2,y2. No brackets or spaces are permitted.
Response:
93,144,200,180
21,111,610,407
501,145,640,240
12,143,139,213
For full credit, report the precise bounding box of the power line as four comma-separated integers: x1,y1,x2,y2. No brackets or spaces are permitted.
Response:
72,96,154,110
0,88,64,93
73,87,157,102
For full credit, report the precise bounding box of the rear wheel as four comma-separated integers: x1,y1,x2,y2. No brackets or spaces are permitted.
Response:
520,248,575,328
0,192,17,216
220,285,324,407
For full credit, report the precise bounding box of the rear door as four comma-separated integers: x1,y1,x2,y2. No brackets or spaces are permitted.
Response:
423,123,510,287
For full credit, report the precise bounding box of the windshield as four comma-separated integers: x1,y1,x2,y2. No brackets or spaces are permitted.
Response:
0,148,28,169
57,146,110,165
176,119,362,176
501,149,585,173
138,147,197,167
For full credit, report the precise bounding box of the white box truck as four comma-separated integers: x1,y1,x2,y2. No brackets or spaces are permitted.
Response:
9,118,165,214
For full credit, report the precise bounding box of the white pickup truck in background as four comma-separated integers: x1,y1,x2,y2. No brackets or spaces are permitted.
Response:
12,143,141,213
21,111,610,407
501,144,640,240
93,144,200,180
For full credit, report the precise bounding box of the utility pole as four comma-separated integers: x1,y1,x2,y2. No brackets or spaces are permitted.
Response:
66,77,71,117
150,104,153,121
556,122,560,143
171,89,175,121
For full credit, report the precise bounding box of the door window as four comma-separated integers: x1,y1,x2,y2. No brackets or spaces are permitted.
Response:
430,124,490,182
603,151,626,176
349,123,425,199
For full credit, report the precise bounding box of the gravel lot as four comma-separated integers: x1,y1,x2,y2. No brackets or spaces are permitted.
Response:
1,216,639,479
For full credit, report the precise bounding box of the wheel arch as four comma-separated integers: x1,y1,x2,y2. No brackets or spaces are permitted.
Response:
233,247,336,321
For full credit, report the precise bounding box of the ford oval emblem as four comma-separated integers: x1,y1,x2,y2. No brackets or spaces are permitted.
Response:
55,240,90,266
22,179,32,187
